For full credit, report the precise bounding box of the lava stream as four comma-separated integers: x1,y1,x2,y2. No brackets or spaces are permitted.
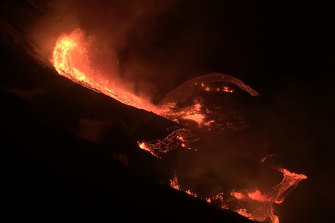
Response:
51,28,307,223
170,169,306,223
52,28,161,114
52,28,258,129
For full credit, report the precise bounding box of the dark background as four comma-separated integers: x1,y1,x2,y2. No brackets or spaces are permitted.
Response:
1,0,334,222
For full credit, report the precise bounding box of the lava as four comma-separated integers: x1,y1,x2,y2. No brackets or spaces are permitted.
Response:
170,168,307,223
52,28,210,127
51,28,307,223
52,28,161,115
138,142,158,158
137,128,194,158
169,175,181,191
169,174,197,197
51,28,257,130
231,191,244,199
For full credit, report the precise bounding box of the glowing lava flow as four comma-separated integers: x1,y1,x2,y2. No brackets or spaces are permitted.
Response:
231,168,307,223
170,169,307,223
52,28,217,132
51,29,257,130
137,128,194,158
52,29,161,114
52,28,206,157
51,28,307,223
51,28,249,155
51,28,204,123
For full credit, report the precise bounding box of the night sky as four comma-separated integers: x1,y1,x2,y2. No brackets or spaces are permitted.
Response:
1,0,334,222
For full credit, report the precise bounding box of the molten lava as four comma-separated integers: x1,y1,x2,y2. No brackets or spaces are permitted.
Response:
51,28,307,223
52,29,160,114
169,168,306,223
137,128,194,158
52,29,257,129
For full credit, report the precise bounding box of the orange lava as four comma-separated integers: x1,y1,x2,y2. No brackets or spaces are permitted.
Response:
52,29,161,115
169,175,181,190
137,142,159,158
231,191,244,199
52,28,307,223
52,29,216,129
169,168,306,223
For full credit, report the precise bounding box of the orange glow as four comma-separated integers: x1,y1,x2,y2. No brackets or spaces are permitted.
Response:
203,120,215,126
52,29,307,223
177,102,211,126
167,168,305,223
169,175,181,190
274,168,307,204
236,209,251,218
138,142,149,151
52,29,216,130
185,189,197,197
52,33,86,81
182,113,205,125
52,29,162,115
247,190,270,202
137,141,159,158
223,86,234,93
260,153,275,163
228,168,307,223
169,168,306,223
199,81,234,93
177,136,184,141
136,128,194,158
231,191,244,200
170,175,198,197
